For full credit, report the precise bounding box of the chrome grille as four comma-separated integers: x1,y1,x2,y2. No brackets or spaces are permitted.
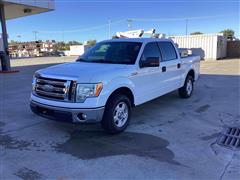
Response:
34,76,71,101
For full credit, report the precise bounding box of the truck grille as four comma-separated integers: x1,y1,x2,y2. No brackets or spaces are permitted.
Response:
34,76,72,101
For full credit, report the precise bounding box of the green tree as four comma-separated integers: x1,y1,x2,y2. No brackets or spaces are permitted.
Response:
190,32,203,35
9,40,18,44
54,41,70,51
86,40,97,46
68,41,82,46
220,29,235,40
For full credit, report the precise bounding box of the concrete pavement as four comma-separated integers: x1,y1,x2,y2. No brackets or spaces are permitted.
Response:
0,57,240,179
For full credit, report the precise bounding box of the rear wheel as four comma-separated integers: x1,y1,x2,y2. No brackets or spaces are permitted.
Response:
178,75,194,98
101,94,131,134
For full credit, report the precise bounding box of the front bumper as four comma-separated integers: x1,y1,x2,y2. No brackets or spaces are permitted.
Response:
30,101,105,123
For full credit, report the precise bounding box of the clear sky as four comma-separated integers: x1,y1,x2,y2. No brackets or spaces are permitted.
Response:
7,0,240,42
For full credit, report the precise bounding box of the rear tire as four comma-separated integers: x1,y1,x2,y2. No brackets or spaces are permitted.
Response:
178,75,194,98
101,94,131,134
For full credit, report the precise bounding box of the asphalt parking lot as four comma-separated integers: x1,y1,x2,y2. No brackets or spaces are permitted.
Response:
1,57,240,179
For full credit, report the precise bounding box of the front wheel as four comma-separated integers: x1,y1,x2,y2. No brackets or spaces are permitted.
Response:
178,75,194,98
101,94,131,134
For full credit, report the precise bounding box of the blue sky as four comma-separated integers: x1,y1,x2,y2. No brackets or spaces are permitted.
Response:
7,0,240,42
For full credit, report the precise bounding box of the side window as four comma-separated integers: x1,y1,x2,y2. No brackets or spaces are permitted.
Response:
158,42,177,61
140,42,161,63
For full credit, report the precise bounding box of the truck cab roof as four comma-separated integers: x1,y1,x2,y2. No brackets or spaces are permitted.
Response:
103,38,173,44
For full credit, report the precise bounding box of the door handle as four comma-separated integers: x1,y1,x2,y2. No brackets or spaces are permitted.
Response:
177,63,181,69
162,66,166,72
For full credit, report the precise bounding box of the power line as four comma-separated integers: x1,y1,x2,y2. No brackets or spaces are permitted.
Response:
12,14,235,35
130,13,237,22
10,14,237,38
38,19,125,34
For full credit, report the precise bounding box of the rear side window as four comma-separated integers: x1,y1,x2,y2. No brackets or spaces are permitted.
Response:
158,42,177,61
140,42,161,62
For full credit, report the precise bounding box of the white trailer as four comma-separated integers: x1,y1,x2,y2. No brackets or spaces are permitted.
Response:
170,34,227,60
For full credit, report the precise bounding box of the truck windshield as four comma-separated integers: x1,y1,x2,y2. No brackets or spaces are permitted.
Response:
76,42,142,64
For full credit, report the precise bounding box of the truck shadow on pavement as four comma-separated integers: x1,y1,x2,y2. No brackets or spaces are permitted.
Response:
54,130,181,166
0,120,181,166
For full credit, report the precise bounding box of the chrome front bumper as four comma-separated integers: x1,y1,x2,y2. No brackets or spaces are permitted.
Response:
30,100,105,123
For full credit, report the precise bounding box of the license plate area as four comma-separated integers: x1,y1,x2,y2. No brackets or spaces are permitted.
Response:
34,105,73,122
37,106,55,116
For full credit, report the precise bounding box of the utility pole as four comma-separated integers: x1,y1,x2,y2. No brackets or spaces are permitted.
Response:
108,19,111,39
62,30,65,42
185,19,188,35
127,19,133,30
17,35,21,42
33,31,38,41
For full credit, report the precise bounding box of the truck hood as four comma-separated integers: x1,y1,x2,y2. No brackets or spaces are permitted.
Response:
37,62,131,82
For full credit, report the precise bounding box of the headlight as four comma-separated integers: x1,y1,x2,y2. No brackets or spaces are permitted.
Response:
32,76,37,91
76,83,103,102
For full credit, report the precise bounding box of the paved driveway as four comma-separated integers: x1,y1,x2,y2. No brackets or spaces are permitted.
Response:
1,57,240,179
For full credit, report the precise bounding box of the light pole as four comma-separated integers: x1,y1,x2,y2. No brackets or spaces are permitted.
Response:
185,19,188,35
33,31,38,41
127,19,133,30
108,19,111,39
62,30,65,42
17,35,21,42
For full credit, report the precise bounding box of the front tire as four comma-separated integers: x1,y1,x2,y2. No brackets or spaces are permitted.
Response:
178,75,194,98
101,94,131,134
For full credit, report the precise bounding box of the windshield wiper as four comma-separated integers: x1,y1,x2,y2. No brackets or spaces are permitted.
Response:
77,58,123,64
76,58,88,62
88,59,109,63
94,59,119,64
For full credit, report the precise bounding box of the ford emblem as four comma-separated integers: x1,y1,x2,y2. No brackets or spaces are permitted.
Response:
42,84,54,92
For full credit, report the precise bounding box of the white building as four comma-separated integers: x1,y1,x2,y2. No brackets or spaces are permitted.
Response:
65,45,91,56
41,41,55,52
170,34,227,60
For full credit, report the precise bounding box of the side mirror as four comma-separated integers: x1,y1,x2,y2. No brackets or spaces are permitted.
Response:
179,49,189,58
140,57,159,68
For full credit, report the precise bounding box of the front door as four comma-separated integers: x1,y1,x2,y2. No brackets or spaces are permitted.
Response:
130,42,163,105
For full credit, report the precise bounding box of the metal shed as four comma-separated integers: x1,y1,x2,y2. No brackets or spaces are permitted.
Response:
170,34,227,60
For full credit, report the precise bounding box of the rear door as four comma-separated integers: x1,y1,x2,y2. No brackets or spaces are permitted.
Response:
157,42,182,92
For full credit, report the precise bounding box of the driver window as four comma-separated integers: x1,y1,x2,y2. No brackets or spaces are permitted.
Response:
140,42,161,64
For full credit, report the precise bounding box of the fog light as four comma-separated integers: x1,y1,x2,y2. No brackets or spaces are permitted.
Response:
77,113,87,120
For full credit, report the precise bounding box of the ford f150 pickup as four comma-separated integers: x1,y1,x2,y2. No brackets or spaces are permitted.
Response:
30,38,200,134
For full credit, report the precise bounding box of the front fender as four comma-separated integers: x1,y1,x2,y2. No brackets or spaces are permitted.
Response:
97,77,136,106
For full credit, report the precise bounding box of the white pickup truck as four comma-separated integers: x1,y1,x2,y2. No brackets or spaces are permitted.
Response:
30,38,200,134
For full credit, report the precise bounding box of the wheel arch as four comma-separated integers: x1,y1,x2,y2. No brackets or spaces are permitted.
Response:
107,87,135,107
187,69,195,81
